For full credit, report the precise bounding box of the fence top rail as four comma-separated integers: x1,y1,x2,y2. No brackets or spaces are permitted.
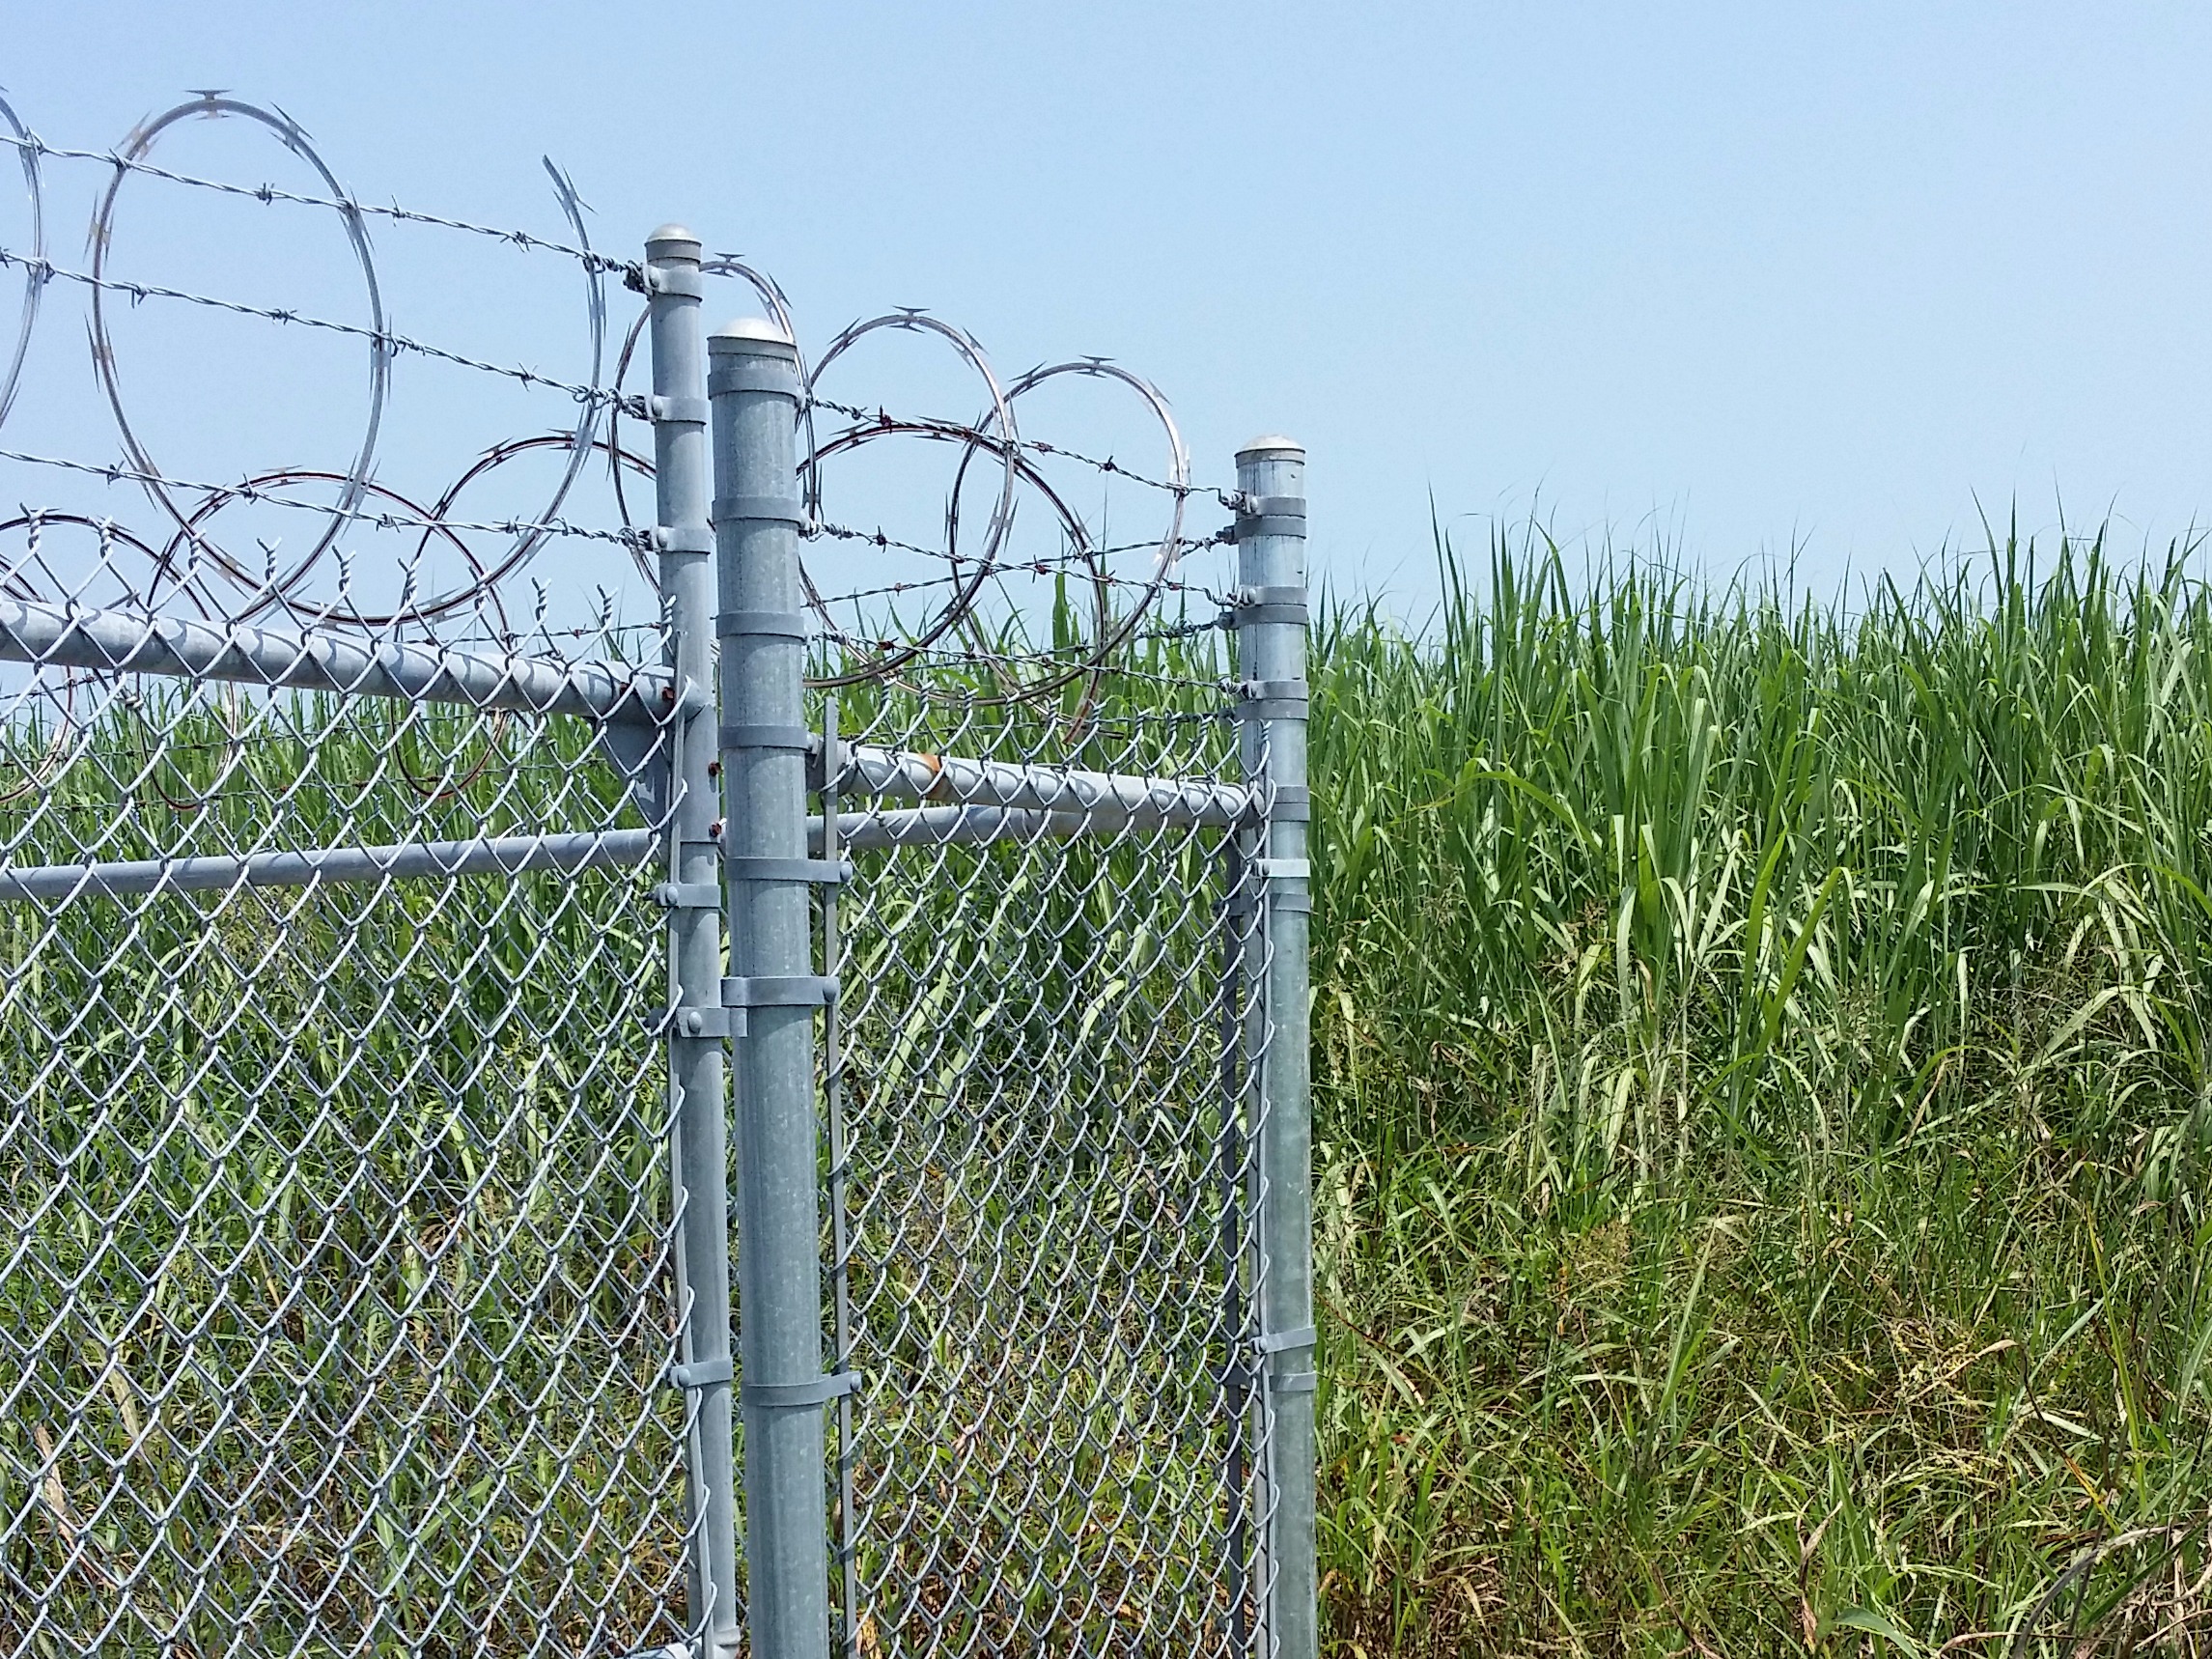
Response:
0,594,674,724
831,742,1259,829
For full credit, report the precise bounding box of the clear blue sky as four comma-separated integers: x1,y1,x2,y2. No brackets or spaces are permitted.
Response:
8,2,2212,620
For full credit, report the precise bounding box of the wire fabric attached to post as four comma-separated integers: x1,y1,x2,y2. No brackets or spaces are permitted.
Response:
820,677,1276,1657
0,96,698,1659
0,82,1311,1659
0,621,693,1657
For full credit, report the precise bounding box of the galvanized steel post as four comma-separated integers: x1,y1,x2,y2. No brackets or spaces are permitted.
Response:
643,226,742,1659
1235,436,1315,1659
710,316,837,1659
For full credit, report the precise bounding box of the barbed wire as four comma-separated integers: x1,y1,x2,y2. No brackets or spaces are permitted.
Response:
0,124,632,275
811,519,1229,581
0,447,644,548
0,246,626,411
809,391,1232,504
0,85,1251,703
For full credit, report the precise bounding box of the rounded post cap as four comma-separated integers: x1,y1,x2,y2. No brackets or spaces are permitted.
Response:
644,223,701,261
709,316,797,356
1236,434,1304,461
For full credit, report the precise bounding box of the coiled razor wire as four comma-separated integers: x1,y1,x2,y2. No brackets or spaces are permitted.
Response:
0,83,1281,1659
0,87,1241,700
0,92,41,436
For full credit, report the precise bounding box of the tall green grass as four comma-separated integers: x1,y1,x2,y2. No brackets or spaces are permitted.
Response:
12,528,2212,1654
1306,528,2212,1653
0,698,687,1657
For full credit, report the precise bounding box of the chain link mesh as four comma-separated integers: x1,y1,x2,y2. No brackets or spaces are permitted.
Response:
0,604,695,1658
1,85,1299,1652
819,661,1277,1658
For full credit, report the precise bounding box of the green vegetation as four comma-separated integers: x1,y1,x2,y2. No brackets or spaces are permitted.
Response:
1307,531,2212,1654
11,526,2212,1654
0,699,688,1655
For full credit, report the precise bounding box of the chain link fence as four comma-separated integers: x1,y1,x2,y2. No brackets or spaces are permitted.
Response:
0,615,693,1656
823,689,1269,1656
1,92,1309,1659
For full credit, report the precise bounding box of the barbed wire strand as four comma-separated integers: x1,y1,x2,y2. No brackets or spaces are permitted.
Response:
2,247,628,411
0,445,644,548
0,127,630,275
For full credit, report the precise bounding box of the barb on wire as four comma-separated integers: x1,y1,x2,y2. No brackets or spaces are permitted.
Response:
0,86,1238,698
10,247,622,411
0,120,633,276
0,444,644,548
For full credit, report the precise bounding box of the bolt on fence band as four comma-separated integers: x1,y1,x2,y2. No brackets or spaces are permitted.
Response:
1,87,1311,1659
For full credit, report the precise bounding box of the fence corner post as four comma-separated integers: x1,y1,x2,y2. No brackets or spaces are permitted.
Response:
1235,434,1315,1659
644,224,743,1659
710,314,835,1659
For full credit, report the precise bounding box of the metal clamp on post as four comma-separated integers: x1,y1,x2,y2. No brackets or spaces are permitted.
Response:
652,525,715,558
1228,584,1309,627
742,1371,861,1410
1270,783,1313,824
650,395,709,426
715,610,809,640
713,492,807,526
708,360,803,400
1232,494,1307,542
651,881,722,910
645,1005,742,1040
1255,1325,1320,1394
1234,678,1309,721
722,857,850,886
665,1355,735,1391
644,262,704,299
718,723,816,753
720,974,838,1009
1256,856,1313,914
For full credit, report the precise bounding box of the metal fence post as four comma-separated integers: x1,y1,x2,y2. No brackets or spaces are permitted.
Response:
644,226,742,1659
709,317,839,1659
1235,436,1315,1659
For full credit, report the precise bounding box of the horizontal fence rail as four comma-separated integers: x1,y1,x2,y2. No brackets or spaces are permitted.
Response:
833,742,1258,825
0,94,1311,1658
0,782,1260,902
0,594,673,722
0,828,660,901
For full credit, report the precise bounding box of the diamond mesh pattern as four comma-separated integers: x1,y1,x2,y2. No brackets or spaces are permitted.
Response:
0,622,691,1659
822,675,1273,1659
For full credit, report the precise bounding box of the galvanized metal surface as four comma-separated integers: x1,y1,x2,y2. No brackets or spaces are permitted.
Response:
651,226,746,1659
824,684,1272,1657
1238,437,1316,1659
712,318,835,1659
0,89,1312,1659
0,593,670,723
0,636,692,1659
